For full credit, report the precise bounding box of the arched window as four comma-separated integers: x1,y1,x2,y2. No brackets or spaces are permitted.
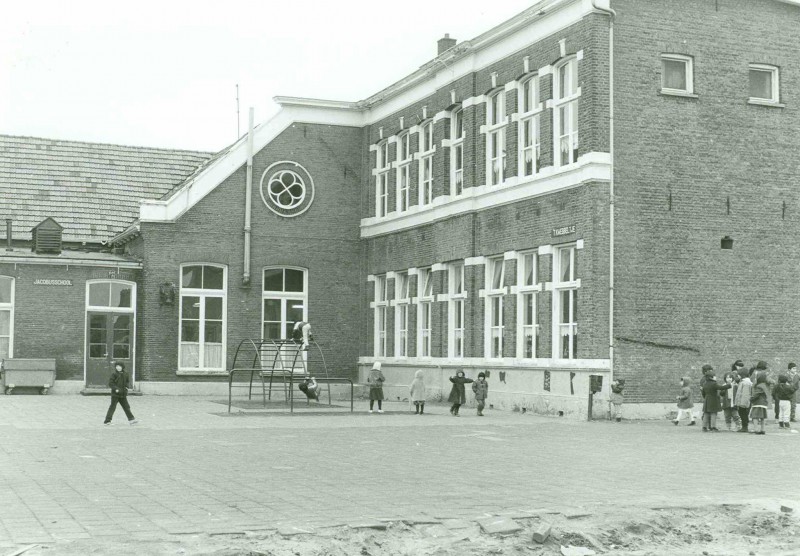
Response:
179,264,227,371
450,108,464,195
485,91,506,185
518,76,542,177
553,57,580,166
0,276,14,360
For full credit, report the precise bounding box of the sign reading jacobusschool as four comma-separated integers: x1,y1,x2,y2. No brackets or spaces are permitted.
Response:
33,279,73,286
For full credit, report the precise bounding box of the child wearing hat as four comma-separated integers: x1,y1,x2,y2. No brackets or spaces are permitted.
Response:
367,361,385,413
673,377,696,426
104,362,138,426
448,370,473,416
472,372,489,416
409,369,427,415
734,365,753,433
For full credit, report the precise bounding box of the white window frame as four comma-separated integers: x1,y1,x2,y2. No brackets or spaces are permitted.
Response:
373,275,388,357
394,272,410,358
553,57,580,167
179,264,228,372
517,76,542,178
516,252,540,359
485,91,507,185
85,279,137,382
375,141,390,217
660,53,694,96
450,108,465,196
417,267,434,357
447,262,466,358
748,64,780,105
418,121,435,206
395,132,411,212
484,257,505,359
552,245,580,360
261,266,308,339
0,276,15,360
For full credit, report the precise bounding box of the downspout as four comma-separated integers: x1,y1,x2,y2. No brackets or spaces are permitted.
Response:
243,107,255,286
592,0,616,385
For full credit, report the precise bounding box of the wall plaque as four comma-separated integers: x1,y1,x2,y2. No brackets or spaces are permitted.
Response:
551,224,576,237
33,279,73,286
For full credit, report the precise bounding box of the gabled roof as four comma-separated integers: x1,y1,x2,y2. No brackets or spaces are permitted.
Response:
0,134,213,243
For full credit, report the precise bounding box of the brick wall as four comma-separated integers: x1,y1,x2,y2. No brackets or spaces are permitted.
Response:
612,0,800,402
138,123,364,382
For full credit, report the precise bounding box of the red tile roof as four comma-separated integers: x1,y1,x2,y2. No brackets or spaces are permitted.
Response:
0,134,213,242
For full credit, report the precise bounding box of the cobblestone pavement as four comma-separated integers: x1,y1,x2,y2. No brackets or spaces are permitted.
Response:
1,395,799,548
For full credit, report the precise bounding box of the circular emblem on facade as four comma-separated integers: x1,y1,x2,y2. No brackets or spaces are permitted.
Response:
259,161,315,217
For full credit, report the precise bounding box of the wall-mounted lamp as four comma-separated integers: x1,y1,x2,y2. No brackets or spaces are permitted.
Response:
721,236,734,250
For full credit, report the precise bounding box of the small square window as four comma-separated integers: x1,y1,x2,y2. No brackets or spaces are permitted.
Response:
749,64,779,104
661,54,693,95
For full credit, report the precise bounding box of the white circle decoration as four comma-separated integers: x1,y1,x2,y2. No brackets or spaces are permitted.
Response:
259,161,315,217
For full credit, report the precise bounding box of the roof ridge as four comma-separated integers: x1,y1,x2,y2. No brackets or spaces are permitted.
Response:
0,133,214,156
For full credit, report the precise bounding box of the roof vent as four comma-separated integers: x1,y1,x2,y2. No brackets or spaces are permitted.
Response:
31,217,63,254
437,33,457,56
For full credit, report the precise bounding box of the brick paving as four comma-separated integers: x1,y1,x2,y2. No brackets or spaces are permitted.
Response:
1,395,799,549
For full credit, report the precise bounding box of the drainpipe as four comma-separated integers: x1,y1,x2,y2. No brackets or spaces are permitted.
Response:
592,0,616,386
243,107,254,286
5,219,12,251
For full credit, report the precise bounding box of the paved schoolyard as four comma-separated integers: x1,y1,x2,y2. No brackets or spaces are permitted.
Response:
1,394,799,548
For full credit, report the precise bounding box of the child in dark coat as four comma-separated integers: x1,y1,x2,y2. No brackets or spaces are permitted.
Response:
700,365,731,432
673,376,695,426
104,362,137,426
735,366,753,433
774,374,797,429
367,361,385,413
472,372,489,416
448,370,473,416
720,371,741,431
750,371,770,435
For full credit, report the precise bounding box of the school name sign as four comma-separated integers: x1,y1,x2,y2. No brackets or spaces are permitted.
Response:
33,279,73,286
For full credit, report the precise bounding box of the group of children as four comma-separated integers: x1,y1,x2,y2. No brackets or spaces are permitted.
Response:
673,360,799,434
365,362,489,416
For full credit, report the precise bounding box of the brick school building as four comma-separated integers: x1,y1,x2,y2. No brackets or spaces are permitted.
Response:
2,0,799,417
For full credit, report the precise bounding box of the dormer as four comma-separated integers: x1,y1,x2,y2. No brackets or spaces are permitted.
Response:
31,217,63,254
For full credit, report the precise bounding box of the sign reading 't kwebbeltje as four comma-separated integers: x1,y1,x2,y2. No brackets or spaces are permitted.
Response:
551,224,576,237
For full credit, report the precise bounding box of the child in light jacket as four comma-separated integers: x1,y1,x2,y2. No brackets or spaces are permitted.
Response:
610,378,625,422
409,369,426,415
734,367,753,433
673,377,696,426
750,371,771,435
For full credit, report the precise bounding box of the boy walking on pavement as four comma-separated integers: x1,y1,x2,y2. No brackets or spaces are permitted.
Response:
472,372,489,416
104,362,138,425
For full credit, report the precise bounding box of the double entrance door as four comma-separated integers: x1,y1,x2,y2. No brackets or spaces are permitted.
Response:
85,281,136,388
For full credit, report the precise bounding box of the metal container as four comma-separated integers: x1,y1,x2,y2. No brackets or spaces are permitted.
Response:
2,359,57,395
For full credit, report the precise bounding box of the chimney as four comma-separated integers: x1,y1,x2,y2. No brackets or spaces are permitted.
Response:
437,33,457,56
5,219,11,251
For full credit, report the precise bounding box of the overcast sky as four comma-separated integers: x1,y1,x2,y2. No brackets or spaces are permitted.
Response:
0,0,535,153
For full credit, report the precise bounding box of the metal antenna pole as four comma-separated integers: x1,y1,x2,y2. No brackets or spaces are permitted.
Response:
236,84,240,138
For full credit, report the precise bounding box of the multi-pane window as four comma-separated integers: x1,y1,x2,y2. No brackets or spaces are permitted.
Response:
553,246,579,359
417,267,433,357
554,58,579,166
0,276,14,360
394,272,409,357
517,252,540,359
450,108,465,196
375,141,390,217
749,64,780,104
486,92,506,185
87,281,135,361
396,133,411,212
447,262,466,358
262,267,306,340
518,77,541,177
374,275,388,357
485,257,505,358
180,264,226,370
419,122,434,205
661,54,693,95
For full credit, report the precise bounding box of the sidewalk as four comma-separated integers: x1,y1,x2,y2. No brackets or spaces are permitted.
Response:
1,395,799,549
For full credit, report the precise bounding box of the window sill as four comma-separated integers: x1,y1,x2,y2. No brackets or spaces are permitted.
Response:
176,369,228,377
659,89,699,99
747,98,785,108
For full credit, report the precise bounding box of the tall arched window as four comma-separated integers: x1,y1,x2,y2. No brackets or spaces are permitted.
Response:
179,264,227,371
0,276,14,360
262,267,307,340
554,57,580,166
